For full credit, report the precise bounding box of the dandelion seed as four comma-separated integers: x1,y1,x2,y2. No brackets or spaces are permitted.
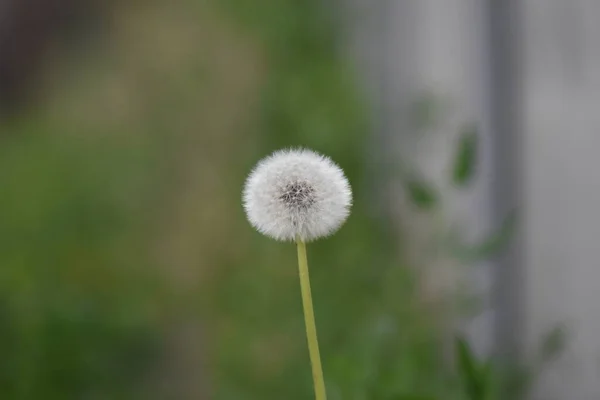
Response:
243,148,352,242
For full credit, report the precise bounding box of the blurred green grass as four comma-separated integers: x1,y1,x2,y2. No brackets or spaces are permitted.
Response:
0,0,459,399
0,132,164,398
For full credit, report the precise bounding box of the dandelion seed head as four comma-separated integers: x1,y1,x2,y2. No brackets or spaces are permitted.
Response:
243,148,352,242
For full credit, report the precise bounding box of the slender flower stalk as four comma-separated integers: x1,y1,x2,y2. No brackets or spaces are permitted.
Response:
243,148,352,399
296,237,326,400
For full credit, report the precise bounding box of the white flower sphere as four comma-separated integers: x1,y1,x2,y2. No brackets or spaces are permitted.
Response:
243,148,352,242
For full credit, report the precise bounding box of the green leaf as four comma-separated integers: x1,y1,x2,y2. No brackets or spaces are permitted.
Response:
449,211,517,262
538,325,567,364
479,360,500,399
404,178,439,211
452,124,478,187
456,336,484,400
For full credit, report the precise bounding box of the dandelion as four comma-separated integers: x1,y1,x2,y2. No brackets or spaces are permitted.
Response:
243,148,352,242
243,148,352,400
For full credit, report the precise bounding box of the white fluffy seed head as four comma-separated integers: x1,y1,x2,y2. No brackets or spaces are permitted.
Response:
243,148,352,242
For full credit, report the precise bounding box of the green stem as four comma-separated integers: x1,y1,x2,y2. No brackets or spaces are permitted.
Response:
296,238,327,400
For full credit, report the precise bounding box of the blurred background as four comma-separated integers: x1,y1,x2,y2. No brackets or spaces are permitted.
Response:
1,0,599,399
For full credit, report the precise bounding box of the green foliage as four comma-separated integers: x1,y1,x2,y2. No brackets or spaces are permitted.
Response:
452,125,478,187
455,336,495,400
537,325,567,365
405,177,439,211
399,108,516,264
0,132,164,399
452,326,567,400
448,211,518,263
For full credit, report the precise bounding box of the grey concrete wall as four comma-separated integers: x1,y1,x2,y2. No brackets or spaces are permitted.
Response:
342,0,496,356
344,0,600,399
522,1,600,398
